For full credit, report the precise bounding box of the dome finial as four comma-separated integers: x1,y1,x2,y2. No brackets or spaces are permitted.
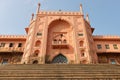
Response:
86,13,90,23
37,3,41,13
31,13,34,21
80,4,83,15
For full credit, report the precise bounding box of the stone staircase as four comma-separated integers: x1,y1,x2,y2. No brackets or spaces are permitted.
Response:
0,64,120,80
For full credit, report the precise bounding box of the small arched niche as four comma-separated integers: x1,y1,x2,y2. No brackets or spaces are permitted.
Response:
35,40,41,47
81,60,87,64
58,39,62,44
33,50,39,57
79,41,84,47
53,39,57,44
63,39,67,44
81,50,85,57
33,60,38,64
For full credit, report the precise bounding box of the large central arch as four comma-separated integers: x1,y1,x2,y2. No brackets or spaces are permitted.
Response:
52,54,68,63
45,19,74,64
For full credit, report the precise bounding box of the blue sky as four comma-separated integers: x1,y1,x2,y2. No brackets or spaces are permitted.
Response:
0,0,120,35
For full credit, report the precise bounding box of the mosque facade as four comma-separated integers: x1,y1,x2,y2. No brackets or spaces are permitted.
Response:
0,3,120,64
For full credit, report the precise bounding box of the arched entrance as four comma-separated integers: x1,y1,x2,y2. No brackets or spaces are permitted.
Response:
52,54,68,63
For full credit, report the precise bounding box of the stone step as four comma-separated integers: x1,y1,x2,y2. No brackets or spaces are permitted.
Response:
0,67,119,69
0,74,119,78
0,64,120,79
0,69,119,72
0,70,119,73
0,65,120,69
0,77,119,80
1,64,119,67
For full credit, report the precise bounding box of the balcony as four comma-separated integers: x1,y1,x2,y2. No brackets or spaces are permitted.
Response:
52,42,69,49
0,47,24,53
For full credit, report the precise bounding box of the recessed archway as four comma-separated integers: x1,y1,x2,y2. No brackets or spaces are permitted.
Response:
35,40,41,47
46,19,71,49
52,54,68,64
33,50,39,57
32,60,38,64
80,41,84,47
46,19,73,64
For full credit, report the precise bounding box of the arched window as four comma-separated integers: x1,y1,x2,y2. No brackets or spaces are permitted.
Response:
81,53,85,57
34,50,39,57
63,39,67,44
35,40,41,47
53,39,57,44
80,41,84,47
58,39,62,44
81,50,85,57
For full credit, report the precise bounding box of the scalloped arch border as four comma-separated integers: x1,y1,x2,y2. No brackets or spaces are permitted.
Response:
47,17,73,28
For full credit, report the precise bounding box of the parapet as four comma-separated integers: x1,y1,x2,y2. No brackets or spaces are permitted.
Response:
38,11,82,16
93,35,120,40
0,35,26,40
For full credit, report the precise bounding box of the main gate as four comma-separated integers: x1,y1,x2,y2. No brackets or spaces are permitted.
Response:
52,54,68,63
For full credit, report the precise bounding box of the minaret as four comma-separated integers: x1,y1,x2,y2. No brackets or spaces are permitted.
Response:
37,3,40,13
80,4,83,15
86,13,90,23
21,3,41,64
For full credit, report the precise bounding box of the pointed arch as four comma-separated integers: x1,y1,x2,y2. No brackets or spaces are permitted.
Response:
32,60,38,64
81,50,85,57
33,50,39,57
35,40,41,47
52,54,68,63
58,39,62,44
79,41,84,47
63,39,67,44
48,18,72,28
53,39,57,44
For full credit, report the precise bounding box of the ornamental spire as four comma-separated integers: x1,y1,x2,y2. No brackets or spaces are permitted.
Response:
37,3,41,13
80,4,83,15
86,13,90,23
31,13,34,21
